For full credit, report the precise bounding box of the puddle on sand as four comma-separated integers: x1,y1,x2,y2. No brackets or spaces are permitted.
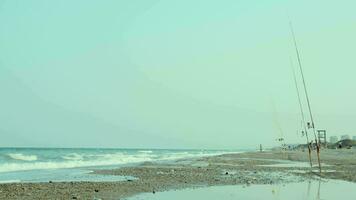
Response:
126,180,356,200
0,168,135,183
255,159,332,168
289,169,337,174
260,162,318,168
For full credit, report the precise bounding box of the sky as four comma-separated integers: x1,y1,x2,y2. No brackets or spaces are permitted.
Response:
1,0,356,149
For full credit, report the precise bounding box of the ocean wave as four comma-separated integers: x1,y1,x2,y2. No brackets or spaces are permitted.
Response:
138,150,153,154
7,153,38,161
158,152,218,161
0,154,154,173
61,153,84,161
0,150,239,173
0,180,21,183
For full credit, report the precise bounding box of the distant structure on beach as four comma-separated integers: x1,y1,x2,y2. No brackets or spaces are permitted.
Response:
329,136,338,144
341,135,351,140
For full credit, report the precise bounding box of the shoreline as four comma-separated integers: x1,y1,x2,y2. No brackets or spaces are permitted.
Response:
1,149,355,199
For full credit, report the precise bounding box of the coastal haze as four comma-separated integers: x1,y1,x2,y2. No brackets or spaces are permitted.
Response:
1,0,356,149
1,1,356,200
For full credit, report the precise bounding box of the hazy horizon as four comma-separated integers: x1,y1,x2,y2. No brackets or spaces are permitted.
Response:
1,0,356,149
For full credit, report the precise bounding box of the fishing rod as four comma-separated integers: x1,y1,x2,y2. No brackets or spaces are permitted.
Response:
289,22,321,173
290,58,313,168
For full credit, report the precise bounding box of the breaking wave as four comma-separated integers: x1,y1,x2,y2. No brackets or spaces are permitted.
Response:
138,150,153,154
61,153,84,161
0,154,153,173
7,153,38,161
0,150,240,173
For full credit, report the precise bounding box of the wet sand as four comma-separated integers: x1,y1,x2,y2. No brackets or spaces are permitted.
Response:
1,149,355,199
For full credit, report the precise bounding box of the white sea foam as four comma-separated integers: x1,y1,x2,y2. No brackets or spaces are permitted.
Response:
61,153,84,160
0,154,154,173
158,151,222,161
7,153,38,161
0,180,21,183
0,151,239,173
138,150,153,154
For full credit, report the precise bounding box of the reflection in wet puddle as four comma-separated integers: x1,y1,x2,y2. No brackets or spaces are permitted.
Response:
260,162,311,168
289,169,337,174
127,180,356,200
260,162,321,168
257,159,332,168
0,168,136,183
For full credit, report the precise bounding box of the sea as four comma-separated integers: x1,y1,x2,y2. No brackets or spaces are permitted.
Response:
0,148,241,183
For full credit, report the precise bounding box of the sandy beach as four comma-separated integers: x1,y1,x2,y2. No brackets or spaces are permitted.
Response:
1,149,355,199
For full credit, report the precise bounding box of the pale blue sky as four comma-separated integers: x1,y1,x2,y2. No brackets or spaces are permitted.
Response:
1,0,356,149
